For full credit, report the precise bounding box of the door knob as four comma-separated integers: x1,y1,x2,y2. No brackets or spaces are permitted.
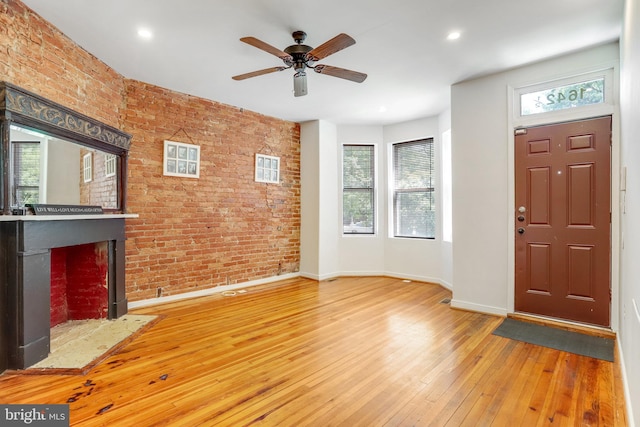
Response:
517,228,525,235
517,215,525,222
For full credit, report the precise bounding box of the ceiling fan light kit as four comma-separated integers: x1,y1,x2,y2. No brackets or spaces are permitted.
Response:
233,31,367,97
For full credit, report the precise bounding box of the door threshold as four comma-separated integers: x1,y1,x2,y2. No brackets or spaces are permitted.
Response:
509,312,615,339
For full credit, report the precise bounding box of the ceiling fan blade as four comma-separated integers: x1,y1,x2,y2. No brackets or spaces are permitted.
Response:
240,37,292,61
313,65,367,83
232,66,288,81
306,33,356,62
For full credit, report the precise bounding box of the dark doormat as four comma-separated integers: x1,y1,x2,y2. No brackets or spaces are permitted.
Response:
492,318,614,362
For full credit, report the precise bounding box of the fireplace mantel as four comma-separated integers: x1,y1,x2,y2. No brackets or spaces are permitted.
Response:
0,213,138,222
0,215,136,371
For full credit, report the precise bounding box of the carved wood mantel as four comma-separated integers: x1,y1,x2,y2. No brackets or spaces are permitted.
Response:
0,82,132,214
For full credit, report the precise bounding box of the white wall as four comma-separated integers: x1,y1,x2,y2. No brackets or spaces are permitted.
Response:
47,139,81,204
619,0,640,423
300,120,341,280
451,42,620,317
337,125,386,275
383,117,445,283
300,115,453,287
299,121,320,277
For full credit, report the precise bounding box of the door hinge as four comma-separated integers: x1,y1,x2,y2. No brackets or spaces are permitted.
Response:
515,128,527,136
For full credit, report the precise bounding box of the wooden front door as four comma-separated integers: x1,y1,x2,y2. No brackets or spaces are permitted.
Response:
515,117,611,326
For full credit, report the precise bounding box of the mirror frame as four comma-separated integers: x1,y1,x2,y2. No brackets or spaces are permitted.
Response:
0,82,131,215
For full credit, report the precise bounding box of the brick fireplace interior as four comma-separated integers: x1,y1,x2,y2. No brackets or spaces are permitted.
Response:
50,243,110,327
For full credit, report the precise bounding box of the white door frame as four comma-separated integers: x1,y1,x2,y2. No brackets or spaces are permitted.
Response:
506,65,621,331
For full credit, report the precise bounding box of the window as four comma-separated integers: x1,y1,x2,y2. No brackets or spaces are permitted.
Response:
255,154,280,184
343,145,375,234
442,130,452,242
83,153,92,183
520,77,605,116
12,141,40,205
392,138,435,239
514,69,613,120
105,153,117,177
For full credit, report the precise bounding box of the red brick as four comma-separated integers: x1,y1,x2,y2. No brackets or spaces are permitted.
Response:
1,0,301,302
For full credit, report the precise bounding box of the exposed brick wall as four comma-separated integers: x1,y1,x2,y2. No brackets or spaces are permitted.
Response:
1,0,301,303
50,247,68,327
0,0,126,129
50,243,109,326
123,81,300,301
66,243,109,320
80,149,118,208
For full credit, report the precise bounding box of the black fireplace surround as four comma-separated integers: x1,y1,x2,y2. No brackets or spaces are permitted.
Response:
0,83,133,372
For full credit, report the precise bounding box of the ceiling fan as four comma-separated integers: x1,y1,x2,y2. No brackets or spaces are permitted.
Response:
232,31,367,97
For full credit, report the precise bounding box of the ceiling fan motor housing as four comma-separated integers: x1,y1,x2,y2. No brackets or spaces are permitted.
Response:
284,43,313,70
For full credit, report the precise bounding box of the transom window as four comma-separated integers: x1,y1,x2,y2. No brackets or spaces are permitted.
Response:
515,69,613,120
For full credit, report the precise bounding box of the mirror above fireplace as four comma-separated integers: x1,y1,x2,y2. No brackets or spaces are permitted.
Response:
0,82,132,214
10,125,121,209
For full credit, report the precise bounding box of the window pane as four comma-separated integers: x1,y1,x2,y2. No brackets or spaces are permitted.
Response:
343,189,374,234
13,142,40,205
343,145,374,234
394,140,434,189
393,139,435,239
520,78,605,116
394,191,435,238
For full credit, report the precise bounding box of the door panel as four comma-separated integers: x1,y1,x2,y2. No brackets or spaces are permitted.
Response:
529,167,551,225
515,117,611,326
528,244,551,293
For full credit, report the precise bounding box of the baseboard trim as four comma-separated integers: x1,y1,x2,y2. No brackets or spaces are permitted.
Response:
128,272,301,309
450,299,508,317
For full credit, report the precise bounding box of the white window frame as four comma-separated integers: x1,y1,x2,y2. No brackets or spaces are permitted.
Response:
105,153,117,178
163,140,200,178
255,154,280,184
83,153,92,183
342,144,376,235
390,138,436,239
514,68,614,126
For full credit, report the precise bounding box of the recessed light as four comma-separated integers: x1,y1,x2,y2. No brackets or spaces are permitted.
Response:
447,31,461,41
137,28,153,40
378,106,387,113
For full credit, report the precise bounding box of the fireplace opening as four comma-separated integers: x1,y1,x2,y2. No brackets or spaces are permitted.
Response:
50,242,110,328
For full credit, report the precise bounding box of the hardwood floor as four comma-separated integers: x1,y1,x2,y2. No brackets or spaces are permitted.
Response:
0,277,628,426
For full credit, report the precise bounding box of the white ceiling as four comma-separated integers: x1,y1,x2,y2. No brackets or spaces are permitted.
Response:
21,0,623,126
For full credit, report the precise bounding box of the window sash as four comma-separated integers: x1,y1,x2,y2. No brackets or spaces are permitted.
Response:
343,144,375,235
392,139,435,239
12,141,40,205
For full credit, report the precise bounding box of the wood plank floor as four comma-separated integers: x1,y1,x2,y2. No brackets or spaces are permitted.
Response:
0,277,628,426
